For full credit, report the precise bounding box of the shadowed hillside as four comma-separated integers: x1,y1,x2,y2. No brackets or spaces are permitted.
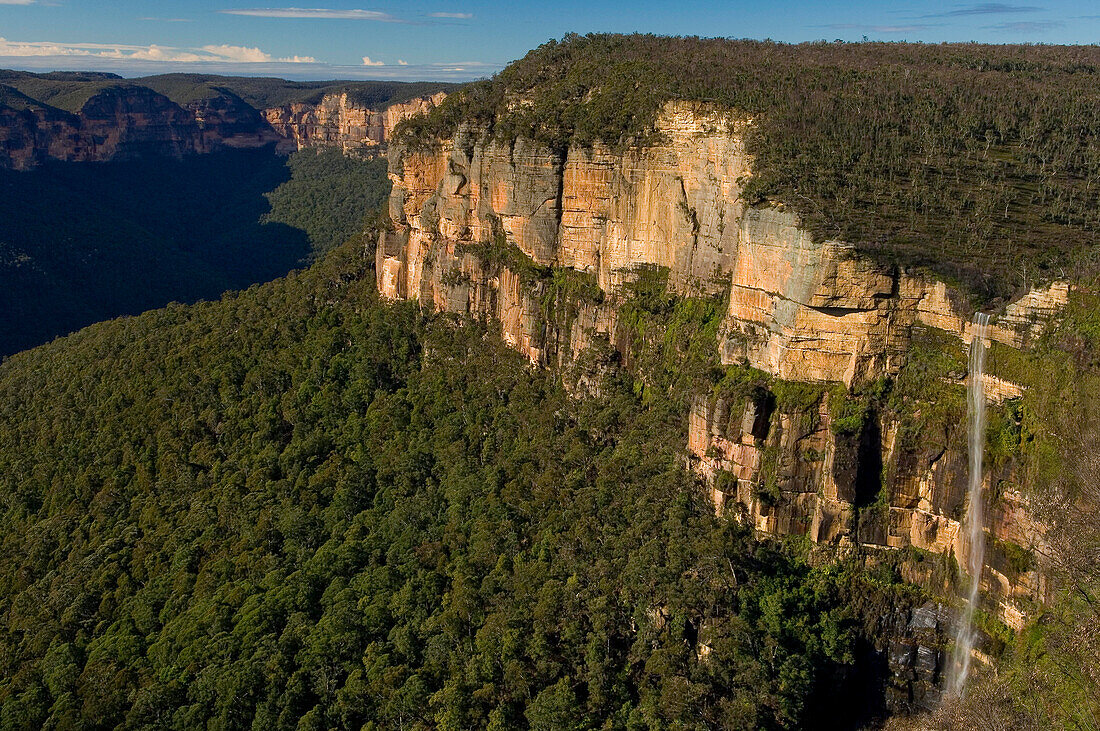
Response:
0,146,388,357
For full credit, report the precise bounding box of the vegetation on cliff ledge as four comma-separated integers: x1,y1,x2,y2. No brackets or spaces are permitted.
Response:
398,34,1100,304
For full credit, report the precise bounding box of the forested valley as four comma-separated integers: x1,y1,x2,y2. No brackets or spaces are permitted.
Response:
0,146,386,357
0,233,932,729
2,33,1100,730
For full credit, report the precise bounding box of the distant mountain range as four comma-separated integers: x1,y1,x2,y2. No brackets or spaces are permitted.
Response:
0,70,456,168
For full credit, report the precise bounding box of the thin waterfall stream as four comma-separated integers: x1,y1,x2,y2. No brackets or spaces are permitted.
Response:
950,311,990,696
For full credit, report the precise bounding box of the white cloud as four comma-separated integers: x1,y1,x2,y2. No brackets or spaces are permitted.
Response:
201,44,273,63
101,45,207,62
429,12,472,19
221,7,403,21
0,37,316,64
0,37,96,57
0,0,35,5
361,56,383,66
0,37,501,81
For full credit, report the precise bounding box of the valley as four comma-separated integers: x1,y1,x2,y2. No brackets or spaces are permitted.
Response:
0,71,450,357
1,34,1099,730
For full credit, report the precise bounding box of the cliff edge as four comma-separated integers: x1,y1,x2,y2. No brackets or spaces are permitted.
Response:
379,101,1070,640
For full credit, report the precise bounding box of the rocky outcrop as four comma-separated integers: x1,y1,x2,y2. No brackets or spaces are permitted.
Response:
685,390,1046,611
379,100,1066,634
71,85,205,160
1,86,193,168
380,101,1064,382
263,92,447,155
718,206,1069,387
0,85,275,169
185,92,283,150
915,279,1069,349
884,601,953,711
0,85,445,169
0,86,82,170
382,104,749,294
378,103,752,365
721,205,907,386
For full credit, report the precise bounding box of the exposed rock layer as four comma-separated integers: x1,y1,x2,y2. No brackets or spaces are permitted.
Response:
0,86,215,169
0,85,445,168
379,102,1065,629
263,92,446,155
379,102,1065,381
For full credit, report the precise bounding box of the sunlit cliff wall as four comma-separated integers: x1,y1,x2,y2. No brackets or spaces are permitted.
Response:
263,92,447,155
378,102,1070,635
0,86,446,168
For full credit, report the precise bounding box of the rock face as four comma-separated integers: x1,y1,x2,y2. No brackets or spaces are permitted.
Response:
186,92,283,151
884,601,952,710
263,92,447,155
0,85,446,169
380,100,1064,381
382,104,748,295
378,104,751,364
722,205,906,386
0,88,79,170
685,389,1047,618
719,209,1069,386
380,101,1064,629
0,85,206,169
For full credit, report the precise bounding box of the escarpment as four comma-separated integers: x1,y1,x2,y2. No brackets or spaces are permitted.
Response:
379,101,1069,632
0,78,447,168
0,85,210,169
264,92,447,155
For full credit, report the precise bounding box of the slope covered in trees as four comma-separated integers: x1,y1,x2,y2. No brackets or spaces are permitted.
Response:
0,237,931,729
0,147,387,357
263,148,390,260
399,34,1100,304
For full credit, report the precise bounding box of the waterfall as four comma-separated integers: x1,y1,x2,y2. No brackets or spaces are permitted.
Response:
950,311,990,696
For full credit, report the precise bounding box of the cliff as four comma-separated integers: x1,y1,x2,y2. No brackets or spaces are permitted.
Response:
378,102,1068,638
263,91,447,155
0,85,203,169
0,78,446,169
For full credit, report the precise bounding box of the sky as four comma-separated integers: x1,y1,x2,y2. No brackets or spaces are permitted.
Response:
0,1,1097,82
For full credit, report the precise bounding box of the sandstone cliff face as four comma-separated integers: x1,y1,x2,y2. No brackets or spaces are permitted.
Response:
0,85,270,169
263,92,447,155
686,391,1045,631
0,94,81,170
719,206,1069,387
383,105,748,294
379,104,752,364
379,101,1065,631
0,86,445,169
380,101,1064,382
71,86,204,161
186,93,283,151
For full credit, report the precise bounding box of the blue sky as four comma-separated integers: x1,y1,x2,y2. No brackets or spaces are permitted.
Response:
0,1,1097,81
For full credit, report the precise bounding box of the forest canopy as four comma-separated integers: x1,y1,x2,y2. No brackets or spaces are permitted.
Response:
0,69,456,114
0,237,923,730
